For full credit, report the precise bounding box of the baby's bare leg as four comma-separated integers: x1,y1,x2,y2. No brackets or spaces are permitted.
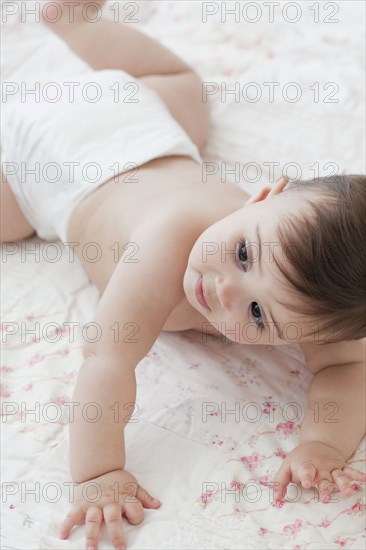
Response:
42,1,209,150
42,0,191,75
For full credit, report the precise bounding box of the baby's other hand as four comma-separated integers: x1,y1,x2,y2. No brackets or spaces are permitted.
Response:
273,441,366,503
59,469,161,550
244,175,289,206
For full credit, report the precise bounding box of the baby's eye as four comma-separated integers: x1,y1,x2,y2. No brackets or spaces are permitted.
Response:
251,302,263,326
238,241,249,271
237,244,265,331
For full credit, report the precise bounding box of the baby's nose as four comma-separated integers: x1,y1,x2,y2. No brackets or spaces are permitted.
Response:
216,275,236,310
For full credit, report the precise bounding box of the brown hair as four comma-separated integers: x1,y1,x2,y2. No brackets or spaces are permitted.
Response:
273,174,366,344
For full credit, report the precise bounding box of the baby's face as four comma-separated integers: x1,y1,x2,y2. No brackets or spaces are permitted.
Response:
183,192,313,345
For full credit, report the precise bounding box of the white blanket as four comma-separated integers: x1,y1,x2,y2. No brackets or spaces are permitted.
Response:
1,1,365,549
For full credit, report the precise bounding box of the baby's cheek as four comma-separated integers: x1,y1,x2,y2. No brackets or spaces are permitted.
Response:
210,316,253,345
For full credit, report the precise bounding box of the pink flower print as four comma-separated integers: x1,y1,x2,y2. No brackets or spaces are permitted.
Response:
230,479,241,490
259,474,271,486
335,539,347,548
259,527,268,536
54,326,62,337
201,489,216,506
262,400,277,415
351,483,361,492
0,366,13,373
10,504,15,509
23,382,33,392
350,500,364,513
59,348,70,357
54,396,68,405
274,499,285,508
283,519,304,538
276,421,297,436
248,434,259,446
27,354,45,367
240,451,262,470
320,518,332,528
0,384,11,398
275,449,287,459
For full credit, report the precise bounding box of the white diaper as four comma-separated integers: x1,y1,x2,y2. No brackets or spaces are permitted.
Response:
1,69,202,243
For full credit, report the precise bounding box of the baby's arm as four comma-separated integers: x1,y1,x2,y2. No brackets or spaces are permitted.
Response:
274,338,366,502
64,212,196,546
299,342,365,459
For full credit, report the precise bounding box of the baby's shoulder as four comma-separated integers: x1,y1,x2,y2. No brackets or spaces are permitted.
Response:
299,337,365,374
133,205,204,255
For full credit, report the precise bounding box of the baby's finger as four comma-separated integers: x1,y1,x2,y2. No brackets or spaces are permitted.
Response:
124,500,144,526
59,506,84,539
267,176,289,196
136,485,161,509
85,506,103,550
273,461,292,501
342,466,366,481
331,469,353,497
298,463,317,489
318,473,336,503
244,187,271,206
103,504,126,550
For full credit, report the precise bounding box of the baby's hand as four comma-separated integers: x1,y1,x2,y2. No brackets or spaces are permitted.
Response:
60,469,161,550
273,441,366,503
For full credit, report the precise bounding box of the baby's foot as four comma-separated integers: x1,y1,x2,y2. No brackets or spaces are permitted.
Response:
42,1,106,37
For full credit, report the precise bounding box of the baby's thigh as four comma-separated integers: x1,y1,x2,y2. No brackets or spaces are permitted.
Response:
140,72,209,152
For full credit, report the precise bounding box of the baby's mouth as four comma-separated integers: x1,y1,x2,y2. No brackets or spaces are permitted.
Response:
195,275,211,310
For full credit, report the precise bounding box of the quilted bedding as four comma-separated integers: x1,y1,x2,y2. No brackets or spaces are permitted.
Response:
1,1,365,548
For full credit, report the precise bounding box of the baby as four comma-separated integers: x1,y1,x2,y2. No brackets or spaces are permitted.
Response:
1,2,365,549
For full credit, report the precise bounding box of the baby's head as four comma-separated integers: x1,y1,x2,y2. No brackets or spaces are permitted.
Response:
266,174,366,344
184,173,366,345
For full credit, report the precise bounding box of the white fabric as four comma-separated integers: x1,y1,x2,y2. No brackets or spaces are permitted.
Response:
1,1,365,549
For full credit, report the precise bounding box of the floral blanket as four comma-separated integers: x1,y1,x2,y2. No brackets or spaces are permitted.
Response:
1,1,365,548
